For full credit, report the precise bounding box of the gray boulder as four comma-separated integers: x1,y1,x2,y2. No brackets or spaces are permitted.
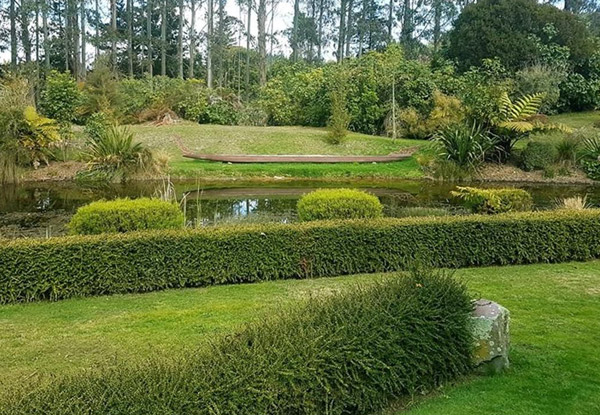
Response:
471,299,510,374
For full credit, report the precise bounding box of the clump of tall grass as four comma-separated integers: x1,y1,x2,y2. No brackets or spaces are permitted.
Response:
555,195,591,210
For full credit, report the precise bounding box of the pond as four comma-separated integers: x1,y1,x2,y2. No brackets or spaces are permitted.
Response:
1,179,599,239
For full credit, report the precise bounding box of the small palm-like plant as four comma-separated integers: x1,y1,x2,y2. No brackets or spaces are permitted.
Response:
85,125,153,181
435,122,499,170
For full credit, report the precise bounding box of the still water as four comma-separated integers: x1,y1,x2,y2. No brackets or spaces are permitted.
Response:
1,180,599,239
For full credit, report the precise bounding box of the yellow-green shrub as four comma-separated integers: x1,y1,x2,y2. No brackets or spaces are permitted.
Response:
68,198,184,235
297,188,383,221
2,210,600,303
452,186,533,214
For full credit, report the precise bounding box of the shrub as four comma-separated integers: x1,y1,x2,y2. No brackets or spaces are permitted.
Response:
326,70,350,144
452,186,533,214
1,210,600,303
520,141,557,171
593,119,600,129
435,122,498,169
555,135,580,165
515,65,564,114
83,112,111,141
68,198,184,235
297,189,383,221
40,71,82,124
0,271,473,415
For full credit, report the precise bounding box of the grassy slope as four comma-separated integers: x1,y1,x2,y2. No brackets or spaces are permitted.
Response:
520,110,600,149
2,261,600,413
129,122,426,180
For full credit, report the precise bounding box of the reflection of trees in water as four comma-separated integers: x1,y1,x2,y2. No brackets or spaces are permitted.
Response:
186,198,298,225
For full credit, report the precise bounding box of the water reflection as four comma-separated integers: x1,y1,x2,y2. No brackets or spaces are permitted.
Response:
1,180,599,239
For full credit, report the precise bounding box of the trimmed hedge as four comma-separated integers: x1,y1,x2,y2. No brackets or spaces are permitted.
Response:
0,271,474,415
1,210,600,303
68,198,184,235
297,188,383,221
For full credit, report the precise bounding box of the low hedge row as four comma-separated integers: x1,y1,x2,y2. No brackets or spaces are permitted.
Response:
1,209,600,303
1,272,474,414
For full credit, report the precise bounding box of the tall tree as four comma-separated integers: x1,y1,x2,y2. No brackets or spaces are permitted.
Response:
21,0,33,62
257,0,266,85
177,0,184,78
43,0,50,68
189,0,199,79
127,0,134,76
337,0,347,61
291,0,299,61
345,0,354,57
147,0,153,75
110,0,117,67
81,0,87,78
161,0,167,75
10,0,17,65
206,0,213,85
245,0,251,90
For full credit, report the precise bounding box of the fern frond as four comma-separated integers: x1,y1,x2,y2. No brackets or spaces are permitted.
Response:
497,121,536,133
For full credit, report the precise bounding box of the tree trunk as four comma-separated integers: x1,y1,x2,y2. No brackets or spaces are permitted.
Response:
178,0,184,78
400,0,412,45
387,0,393,42
71,0,80,77
111,0,117,68
147,0,153,76
245,1,251,91
317,0,324,61
10,0,17,66
337,0,347,62
161,0,167,75
35,0,40,64
127,0,134,76
188,0,197,79
433,0,441,51
43,0,50,68
95,0,99,58
345,0,353,57
204,0,210,84
21,0,32,62
81,0,87,78
291,0,299,61
257,0,266,86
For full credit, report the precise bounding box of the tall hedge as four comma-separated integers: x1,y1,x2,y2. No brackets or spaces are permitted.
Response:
0,272,474,415
1,210,600,303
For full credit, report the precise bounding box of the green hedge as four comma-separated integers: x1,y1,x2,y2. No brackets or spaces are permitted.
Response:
0,271,473,415
68,198,184,235
297,188,383,221
1,210,600,303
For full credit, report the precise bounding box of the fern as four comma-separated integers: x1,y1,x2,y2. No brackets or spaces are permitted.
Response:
495,92,571,134
20,106,60,167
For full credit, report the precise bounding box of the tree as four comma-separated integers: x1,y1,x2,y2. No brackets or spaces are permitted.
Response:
446,0,596,71
10,0,17,66
257,0,266,85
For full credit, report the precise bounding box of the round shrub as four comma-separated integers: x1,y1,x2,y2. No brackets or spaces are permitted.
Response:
68,198,184,235
297,188,383,221
520,141,557,171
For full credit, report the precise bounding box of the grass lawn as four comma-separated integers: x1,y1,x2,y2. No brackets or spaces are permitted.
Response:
1,261,600,413
125,122,427,180
549,110,600,129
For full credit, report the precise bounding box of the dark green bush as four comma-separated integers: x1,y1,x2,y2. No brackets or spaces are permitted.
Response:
2,210,600,303
451,186,533,214
0,271,473,415
297,189,383,221
68,198,184,235
520,141,557,171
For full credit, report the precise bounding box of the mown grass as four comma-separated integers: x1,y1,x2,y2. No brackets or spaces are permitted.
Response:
1,261,600,413
129,122,424,161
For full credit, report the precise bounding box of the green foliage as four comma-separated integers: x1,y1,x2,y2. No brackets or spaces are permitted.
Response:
446,0,596,71
452,186,533,214
389,91,464,140
297,188,383,221
68,198,184,235
520,141,557,171
1,209,599,303
40,71,82,124
82,125,153,182
20,106,61,167
558,73,600,112
326,70,350,144
578,128,600,180
515,65,565,114
435,122,498,169
80,60,121,119
0,271,473,415
83,112,111,141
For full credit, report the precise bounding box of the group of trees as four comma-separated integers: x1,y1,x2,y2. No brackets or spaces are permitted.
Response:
4,0,596,91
